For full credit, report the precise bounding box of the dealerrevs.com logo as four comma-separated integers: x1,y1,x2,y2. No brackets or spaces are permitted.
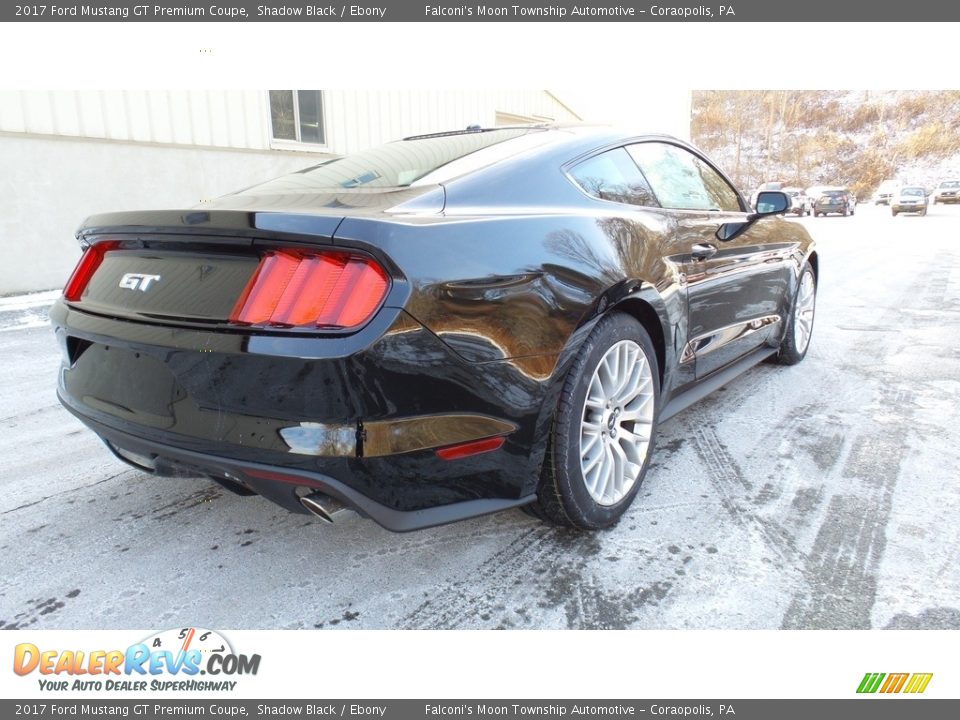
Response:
13,628,261,692
857,672,933,694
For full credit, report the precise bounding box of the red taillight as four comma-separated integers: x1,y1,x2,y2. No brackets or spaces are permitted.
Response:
435,436,506,461
230,250,389,329
63,241,120,302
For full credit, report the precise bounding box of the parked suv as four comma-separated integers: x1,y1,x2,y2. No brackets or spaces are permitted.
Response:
873,180,898,205
932,180,960,204
813,187,854,217
783,187,810,216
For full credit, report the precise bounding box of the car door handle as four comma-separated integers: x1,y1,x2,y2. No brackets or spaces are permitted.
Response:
691,243,718,261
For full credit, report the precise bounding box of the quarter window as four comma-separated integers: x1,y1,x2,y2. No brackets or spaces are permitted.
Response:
569,148,659,208
626,143,741,212
269,90,326,145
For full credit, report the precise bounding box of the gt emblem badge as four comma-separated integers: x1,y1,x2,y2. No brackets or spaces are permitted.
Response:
119,273,162,291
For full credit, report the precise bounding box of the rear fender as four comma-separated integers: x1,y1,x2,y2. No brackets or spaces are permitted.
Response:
520,280,675,495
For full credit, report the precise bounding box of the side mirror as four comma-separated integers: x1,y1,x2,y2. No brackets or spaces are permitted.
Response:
755,191,790,216
718,190,790,241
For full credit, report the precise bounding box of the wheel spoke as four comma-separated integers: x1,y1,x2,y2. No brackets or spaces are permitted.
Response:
581,416,603,431
620,390,654,422
582,439,604,469
614,439,642,480
594,446,612,501
609,345,631,401
619,426,651,457
608,442,626,501
599,353,617,397
583,454,602,496
580,429,602,457
614,353,646,405
587,375,605,408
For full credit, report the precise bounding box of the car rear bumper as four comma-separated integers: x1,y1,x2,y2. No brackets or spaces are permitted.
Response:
815,203,847,214
60,406,534,532
51,299,557,529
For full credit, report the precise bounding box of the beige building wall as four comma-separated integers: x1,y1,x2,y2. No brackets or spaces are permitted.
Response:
0,89,582,294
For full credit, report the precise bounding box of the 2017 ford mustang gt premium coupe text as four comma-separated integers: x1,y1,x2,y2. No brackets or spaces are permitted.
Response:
51,126,818,532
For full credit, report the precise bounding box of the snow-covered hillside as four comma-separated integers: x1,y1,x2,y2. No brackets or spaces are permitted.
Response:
691,91,960,198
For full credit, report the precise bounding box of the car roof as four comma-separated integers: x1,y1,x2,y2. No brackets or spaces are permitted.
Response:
428,124,747,212
219,123,747,215
425,123,729,185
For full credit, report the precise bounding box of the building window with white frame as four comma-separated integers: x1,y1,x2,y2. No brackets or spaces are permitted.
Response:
269,90,326,145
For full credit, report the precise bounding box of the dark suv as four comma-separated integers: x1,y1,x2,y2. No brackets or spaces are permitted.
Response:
813,188,854,217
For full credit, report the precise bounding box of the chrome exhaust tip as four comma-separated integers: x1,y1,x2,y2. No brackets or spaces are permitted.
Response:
299,492,347,524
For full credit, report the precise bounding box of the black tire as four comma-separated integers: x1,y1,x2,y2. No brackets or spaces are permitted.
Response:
775,263,817,366
530,312,660,530
892,209,898,216
921,208,927,217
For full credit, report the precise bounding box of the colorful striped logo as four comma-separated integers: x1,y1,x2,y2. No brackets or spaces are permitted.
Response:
857,672,933,694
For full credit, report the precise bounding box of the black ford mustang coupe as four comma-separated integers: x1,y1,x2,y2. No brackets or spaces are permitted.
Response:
51,125,817,532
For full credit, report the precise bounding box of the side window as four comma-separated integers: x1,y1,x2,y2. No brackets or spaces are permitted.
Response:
626,143,741,212
569,148,659,208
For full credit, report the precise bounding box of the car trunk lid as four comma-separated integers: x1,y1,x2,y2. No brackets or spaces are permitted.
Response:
78,248,261,323
68,186,441,326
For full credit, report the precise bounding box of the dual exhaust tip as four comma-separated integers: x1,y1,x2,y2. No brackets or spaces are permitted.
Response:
299,492,348,524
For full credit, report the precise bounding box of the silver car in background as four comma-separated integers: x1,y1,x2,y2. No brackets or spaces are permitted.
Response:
891,186,928,216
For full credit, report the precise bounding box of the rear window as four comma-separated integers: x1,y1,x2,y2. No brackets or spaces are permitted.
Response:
239,128,541,194
823,190,846,197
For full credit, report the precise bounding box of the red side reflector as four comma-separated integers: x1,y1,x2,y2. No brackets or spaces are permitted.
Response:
435,436,506,461
229,250,389,329
63,241,120,301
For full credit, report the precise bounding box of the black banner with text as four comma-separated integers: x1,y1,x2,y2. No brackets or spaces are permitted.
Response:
3,700,960,720
4,1,958,22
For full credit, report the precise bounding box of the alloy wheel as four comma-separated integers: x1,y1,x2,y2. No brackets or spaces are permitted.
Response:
579,340,655,506
793,271,816,353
